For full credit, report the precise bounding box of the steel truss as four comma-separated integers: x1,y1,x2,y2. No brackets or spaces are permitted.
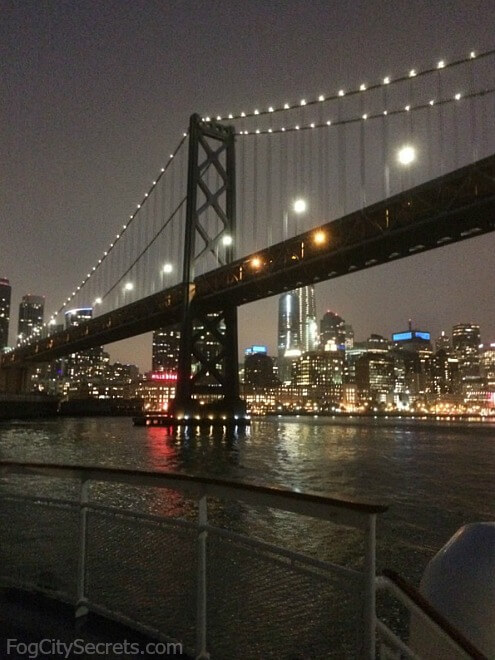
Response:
173,114,245,416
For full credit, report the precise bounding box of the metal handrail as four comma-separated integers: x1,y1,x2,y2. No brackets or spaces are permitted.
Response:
0,459,388,659
0,460,387,526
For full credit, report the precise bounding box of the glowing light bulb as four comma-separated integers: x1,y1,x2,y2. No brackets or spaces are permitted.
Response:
397,145,416,166
293,198,307,214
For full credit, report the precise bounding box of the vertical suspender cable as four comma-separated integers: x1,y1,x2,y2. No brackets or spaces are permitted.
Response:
359,94,366,208
267,132,272,247
437,70,444,174
337,98,346,216
253,137,258,253
382,86,390,200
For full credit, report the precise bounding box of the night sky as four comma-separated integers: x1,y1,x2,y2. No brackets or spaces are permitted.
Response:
2,1,495,370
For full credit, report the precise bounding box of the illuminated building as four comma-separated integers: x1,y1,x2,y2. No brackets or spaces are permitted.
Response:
298,286,317,352
452,323,481,381
63,308,106,393
435,331,451,353
137,371,178,411
355,345,395,406
17,294,44,344
480,343,495,388
432,349,460,395
152,326,180,371
0,277,11,350
392,324,433,399
293,350,344,406
278,291,301,383
320,311,346,351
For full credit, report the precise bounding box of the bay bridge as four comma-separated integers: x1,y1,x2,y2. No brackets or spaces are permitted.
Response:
2,49,495,421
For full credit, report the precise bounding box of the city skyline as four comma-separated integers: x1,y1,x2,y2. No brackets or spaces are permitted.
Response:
2,2,495,370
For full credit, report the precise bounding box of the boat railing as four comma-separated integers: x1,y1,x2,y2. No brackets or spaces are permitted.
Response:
376,569,487,659
0,460,483,659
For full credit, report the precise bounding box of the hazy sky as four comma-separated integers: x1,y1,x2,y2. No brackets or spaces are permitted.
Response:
2,0,495,370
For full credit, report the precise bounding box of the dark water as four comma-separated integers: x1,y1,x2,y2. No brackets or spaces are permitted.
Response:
1,415,494,585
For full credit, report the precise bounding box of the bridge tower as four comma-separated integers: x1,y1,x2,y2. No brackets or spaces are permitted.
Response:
171,114,246,421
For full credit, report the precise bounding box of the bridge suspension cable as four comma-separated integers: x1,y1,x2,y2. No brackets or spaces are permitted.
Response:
15,46,495,351
206,47,494,121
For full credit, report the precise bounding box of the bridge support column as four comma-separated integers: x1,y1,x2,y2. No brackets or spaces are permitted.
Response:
0,365,31,394
172,114,246,423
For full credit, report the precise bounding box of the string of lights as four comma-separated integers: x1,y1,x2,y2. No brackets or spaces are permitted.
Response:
204,48,493,122
235,87,495,136
32,132,189,341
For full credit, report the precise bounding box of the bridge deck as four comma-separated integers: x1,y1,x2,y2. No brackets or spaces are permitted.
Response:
3,153,495,365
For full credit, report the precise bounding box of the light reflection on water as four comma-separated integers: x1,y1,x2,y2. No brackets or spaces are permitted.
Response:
1,415,494,584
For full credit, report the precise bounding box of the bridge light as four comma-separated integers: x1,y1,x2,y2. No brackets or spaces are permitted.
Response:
383,76,390,84
163,263,173,273
222,235,233,246
251,256,263,269
293,198,307,214
313,230,327,245
397,145,416,166
124,282,134,291
94,297,102,305
437,60,445,69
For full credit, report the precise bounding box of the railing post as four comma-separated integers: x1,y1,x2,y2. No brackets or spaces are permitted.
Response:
196,494,209,659
363,513,377,659
75,478,89,621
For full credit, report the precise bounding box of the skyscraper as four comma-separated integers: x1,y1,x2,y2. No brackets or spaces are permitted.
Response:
452,323,481,380
63,308,105,388
152,326,181,371
278,291,301,382
0,277,11,350
277,285,317,383
297,286,317,353
320,310,346,351
17,294,45,343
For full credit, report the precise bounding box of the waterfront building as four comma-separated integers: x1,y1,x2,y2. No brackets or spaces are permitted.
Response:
137,371,177,411
293,350,344,407
452,323,481,381
0,277,11,350
17,294,44,344
152,326,181,371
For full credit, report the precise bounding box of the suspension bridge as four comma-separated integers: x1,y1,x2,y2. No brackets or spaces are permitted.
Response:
2,49,495,420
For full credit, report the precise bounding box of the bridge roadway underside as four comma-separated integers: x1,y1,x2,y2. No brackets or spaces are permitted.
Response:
4,153,495,367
